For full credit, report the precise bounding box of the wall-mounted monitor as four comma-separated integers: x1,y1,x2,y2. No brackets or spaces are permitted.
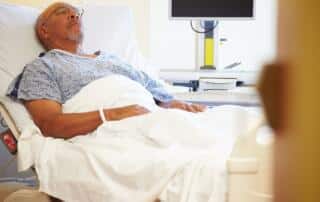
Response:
170,0,255,20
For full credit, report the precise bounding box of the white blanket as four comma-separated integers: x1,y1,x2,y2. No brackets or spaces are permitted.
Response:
17,75,262,202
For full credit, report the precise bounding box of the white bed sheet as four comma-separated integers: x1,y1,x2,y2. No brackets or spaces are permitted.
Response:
16,75,263,202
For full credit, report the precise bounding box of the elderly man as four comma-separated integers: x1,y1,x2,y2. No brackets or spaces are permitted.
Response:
6,2,205,139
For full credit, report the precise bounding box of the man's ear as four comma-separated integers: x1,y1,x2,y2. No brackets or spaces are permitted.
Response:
39,24,49,39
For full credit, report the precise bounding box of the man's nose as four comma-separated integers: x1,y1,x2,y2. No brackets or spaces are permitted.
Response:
68,12,80,21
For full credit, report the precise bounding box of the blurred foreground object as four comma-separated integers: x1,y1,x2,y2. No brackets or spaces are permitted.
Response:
259,0,320,202
257,63,288,132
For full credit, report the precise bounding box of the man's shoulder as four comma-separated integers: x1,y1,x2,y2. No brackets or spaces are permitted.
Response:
21,56,56,78
26,52,51,70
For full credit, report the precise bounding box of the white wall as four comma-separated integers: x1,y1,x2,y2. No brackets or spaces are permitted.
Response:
149,0,278,71
218,0,278,71
149,0,196,69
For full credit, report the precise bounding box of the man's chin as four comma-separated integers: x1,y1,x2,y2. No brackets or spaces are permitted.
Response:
67,33,83,43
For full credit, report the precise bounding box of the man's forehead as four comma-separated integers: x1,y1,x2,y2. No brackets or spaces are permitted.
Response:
42,2,76,17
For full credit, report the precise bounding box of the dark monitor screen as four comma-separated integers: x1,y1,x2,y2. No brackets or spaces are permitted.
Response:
171,0,254,19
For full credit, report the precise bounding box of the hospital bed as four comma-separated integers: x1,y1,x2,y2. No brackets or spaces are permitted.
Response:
0,2,273,202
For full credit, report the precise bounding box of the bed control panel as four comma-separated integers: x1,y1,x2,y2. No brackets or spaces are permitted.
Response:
0,129,17,155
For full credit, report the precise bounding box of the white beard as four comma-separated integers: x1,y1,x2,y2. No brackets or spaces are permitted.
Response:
67,30,83,43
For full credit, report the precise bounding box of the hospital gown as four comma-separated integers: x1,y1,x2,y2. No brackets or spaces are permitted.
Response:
6,49,173,104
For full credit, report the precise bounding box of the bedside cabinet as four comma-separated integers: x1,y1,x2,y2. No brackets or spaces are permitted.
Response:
174,87,261,107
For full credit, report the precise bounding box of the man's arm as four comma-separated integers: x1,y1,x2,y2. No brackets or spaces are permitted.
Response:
24,99,150,139
106,59,206,112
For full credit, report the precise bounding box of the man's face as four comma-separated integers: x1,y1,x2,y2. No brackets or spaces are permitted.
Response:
42,4,84,44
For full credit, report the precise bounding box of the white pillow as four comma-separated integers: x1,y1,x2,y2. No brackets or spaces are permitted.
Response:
0,3,43,96
82,6,135,60
81,5,159,79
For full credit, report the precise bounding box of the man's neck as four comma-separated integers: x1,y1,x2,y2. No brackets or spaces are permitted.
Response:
59,46,80,54
49,40,81,55
49,45,98,58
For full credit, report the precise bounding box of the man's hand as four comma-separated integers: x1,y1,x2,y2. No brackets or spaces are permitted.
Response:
106,105,150,121
159,100,207,113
